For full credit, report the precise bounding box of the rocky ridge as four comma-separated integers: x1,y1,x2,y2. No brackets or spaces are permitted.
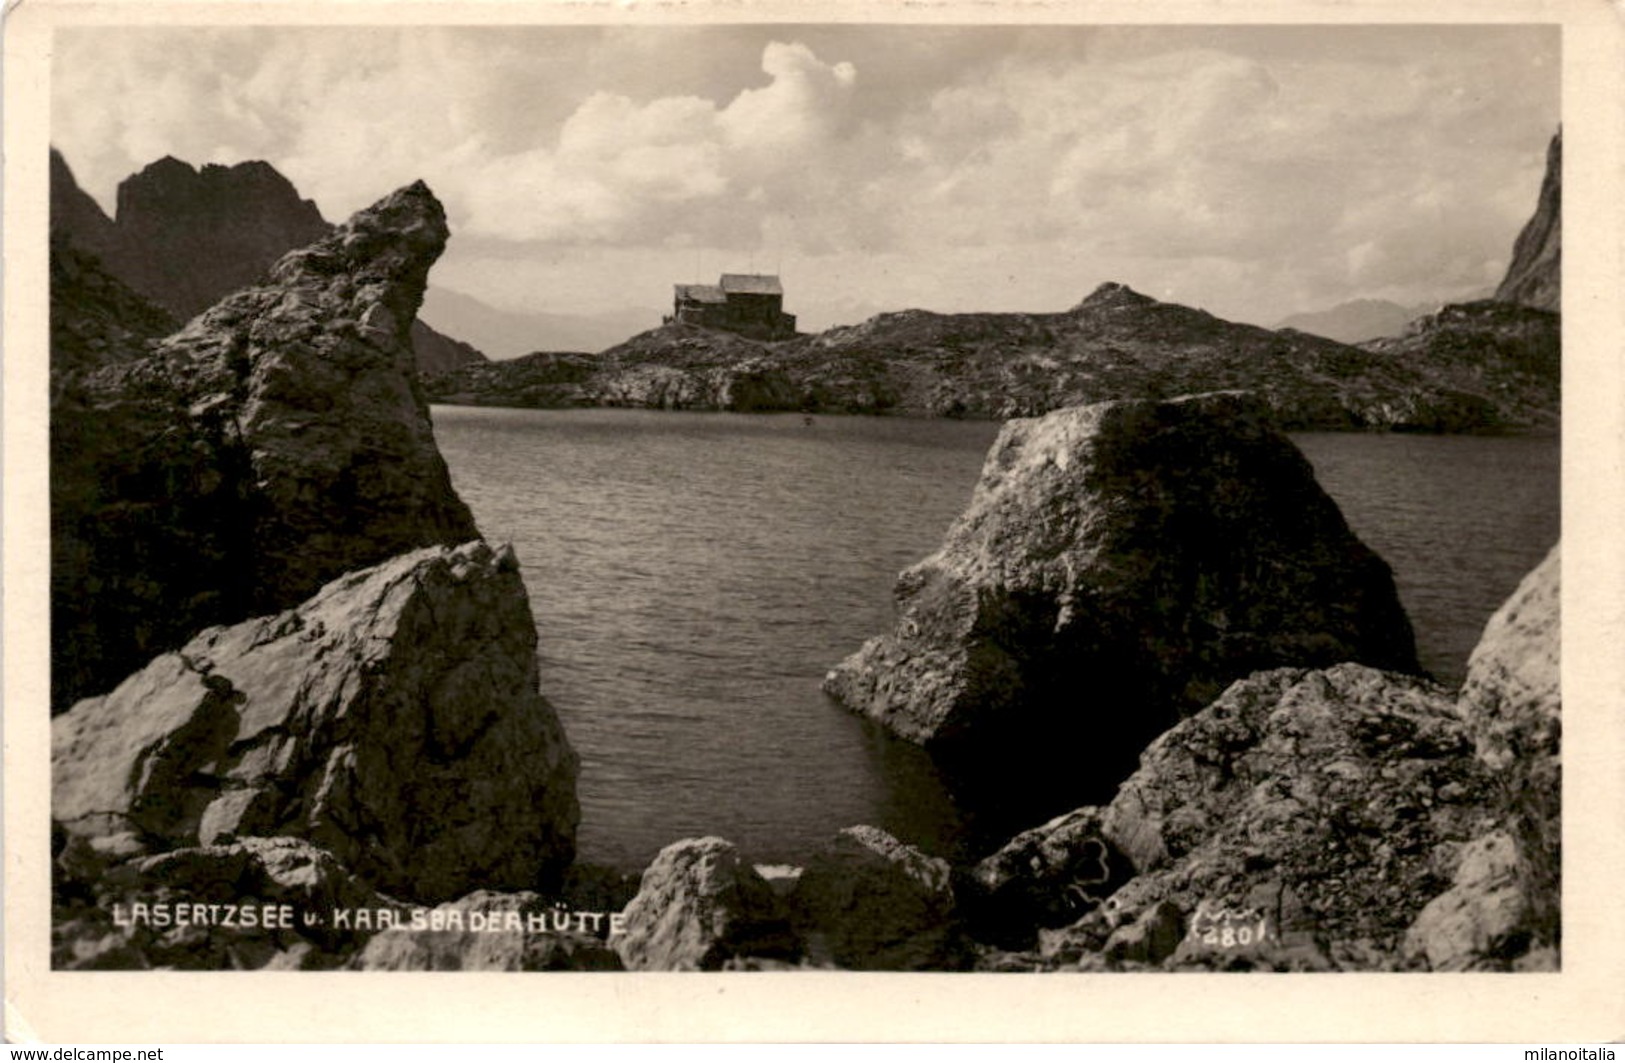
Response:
1357,300,1558,431
1337,130,1561,424
423,282,1547,431
420,130,1564,433
49,233,179,375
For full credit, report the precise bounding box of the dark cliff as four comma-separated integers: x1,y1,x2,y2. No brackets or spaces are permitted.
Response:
100,155,331,320
1494,131,1561,313
49,233,178,376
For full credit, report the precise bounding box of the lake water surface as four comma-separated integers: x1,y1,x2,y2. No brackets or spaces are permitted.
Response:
432,406,1559,871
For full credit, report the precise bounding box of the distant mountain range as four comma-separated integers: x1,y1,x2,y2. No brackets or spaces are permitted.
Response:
417,286,659,359
1274,299,1442,344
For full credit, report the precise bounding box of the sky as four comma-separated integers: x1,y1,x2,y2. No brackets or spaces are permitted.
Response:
52,23,1560,333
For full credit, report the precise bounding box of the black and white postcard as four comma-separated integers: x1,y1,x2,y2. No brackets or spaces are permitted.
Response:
5,0,1623,1044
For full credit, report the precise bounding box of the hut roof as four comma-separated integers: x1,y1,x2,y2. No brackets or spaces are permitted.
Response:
675,283,727,304
719,274,783,296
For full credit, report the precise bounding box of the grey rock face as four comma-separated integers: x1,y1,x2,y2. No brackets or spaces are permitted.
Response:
51,180,479,709
1093,663,1493,968
1494,131,1561,313
53,541,580,905
613,837,801,971
98,155,332,321
790,825,966,970
49,149,120,256
1459,545,1560,773
1402,830,1534,971
49,233,179,375
824,392,1419,813
1452,543,1561,961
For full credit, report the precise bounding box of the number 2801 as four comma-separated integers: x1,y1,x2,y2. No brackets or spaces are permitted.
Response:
1188,908,1270,950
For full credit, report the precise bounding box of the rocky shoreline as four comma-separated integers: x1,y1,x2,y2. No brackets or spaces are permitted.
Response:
49,153,1561,972
420,285,1558,433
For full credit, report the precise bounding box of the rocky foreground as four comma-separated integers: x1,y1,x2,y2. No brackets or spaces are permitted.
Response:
50,170,1559,973
51,540,1559,972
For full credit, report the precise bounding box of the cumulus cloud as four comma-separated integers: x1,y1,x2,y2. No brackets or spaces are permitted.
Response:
455,40,862,246
51,24,1558,327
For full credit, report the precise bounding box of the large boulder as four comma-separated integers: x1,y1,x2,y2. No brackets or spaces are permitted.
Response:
790,825,967,970
823,391,1419,814
1409,543,1560,967
1459,543,1560,781
1092,663,1493,969
51,179,479,709
52,541,579,905
965,546,1562,973
613,837,801,971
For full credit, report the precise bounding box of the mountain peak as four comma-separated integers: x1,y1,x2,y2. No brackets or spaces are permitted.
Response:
1072,282,1157,312
98,154,331,319
1494,129,1561,312
50,146,116,241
